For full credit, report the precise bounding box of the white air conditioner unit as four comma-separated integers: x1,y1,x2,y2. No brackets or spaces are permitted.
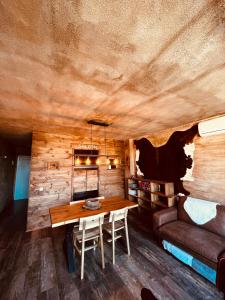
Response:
198,115,225,137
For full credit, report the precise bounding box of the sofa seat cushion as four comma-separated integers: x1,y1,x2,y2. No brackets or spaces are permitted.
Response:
158,221,225,264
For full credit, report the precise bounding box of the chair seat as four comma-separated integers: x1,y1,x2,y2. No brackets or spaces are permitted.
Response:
104,221,125,234
74,227,100,242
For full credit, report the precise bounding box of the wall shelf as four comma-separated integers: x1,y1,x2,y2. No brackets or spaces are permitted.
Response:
74,154,99,157
73,165,98,170
126,177,176,210
128,194,139,198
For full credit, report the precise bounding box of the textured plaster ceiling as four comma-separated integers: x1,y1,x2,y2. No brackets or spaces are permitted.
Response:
0,0,225,139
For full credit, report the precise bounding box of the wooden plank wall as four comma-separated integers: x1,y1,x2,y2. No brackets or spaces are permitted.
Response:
145,125,225,204
72,169,99,193
27,132,125,231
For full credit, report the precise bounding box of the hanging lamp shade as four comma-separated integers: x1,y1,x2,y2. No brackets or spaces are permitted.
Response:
75,156,81,165
86,119,120,167
85,157,91,165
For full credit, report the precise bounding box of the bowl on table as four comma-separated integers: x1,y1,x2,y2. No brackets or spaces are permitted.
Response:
83,197,102,210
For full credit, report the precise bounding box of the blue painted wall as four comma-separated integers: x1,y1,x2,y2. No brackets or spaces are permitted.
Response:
14,156,31,200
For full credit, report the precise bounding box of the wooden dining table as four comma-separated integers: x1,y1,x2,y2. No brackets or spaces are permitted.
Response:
49,196,138,228
49,196,138,273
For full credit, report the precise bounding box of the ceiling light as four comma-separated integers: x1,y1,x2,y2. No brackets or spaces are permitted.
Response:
86,120,120,167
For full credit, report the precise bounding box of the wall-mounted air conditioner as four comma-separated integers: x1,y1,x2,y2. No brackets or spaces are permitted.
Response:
198,115,225,137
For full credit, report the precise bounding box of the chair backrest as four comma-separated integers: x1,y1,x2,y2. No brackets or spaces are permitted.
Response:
87,196,105,201
79,212,105,230
70,200,85,205
70,196,104,205
109,207,128,223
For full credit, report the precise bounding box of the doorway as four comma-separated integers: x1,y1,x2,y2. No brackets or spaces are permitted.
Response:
14,155,31,200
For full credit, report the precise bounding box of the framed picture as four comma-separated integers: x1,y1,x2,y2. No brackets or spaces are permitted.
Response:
47,161,59,170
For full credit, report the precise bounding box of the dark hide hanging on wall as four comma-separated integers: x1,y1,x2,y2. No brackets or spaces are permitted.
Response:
134,124,199,195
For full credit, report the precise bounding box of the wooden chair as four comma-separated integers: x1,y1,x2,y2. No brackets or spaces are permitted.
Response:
103,207,130,264
69,197,105,227
73,212,105,280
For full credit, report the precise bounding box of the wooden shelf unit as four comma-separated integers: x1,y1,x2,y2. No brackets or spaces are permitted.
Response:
126,177,175,209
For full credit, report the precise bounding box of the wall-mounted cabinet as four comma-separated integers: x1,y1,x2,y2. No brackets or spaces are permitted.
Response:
126,177,175,210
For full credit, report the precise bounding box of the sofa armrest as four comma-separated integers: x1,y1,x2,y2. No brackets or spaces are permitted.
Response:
153,207,178,232
216,251,225,293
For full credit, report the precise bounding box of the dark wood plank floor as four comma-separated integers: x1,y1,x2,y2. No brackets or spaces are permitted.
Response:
0,202,223,300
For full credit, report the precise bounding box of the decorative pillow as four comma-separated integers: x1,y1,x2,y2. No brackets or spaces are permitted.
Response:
184,197,219,225
178,196,225,238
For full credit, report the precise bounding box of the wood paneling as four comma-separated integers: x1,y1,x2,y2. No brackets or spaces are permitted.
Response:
86,169,98,191
184,133,225,203
73,169,98,193
146,126,225,204
27,132,125,231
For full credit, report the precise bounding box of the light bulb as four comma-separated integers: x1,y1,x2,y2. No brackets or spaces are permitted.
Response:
86,157,91,165
114,158,118,165
106,157,110,165
75,157,80,165
96,158,100,165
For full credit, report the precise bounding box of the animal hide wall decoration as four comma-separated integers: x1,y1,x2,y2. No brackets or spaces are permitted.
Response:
134,125,198,195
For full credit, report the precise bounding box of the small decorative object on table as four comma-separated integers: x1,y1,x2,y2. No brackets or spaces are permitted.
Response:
83,197,101,210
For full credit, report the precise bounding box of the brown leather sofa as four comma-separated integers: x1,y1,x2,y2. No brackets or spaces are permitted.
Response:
153,196,225,294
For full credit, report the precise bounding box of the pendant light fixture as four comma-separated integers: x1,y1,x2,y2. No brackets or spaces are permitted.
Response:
75,156,81,165
87,119,120,167
85,123,93,165
85,157,91,165
113,139,119,165
104,126,110,165
114,158,118,165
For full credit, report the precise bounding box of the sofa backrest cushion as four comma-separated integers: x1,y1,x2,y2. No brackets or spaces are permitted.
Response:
178,196,225,238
